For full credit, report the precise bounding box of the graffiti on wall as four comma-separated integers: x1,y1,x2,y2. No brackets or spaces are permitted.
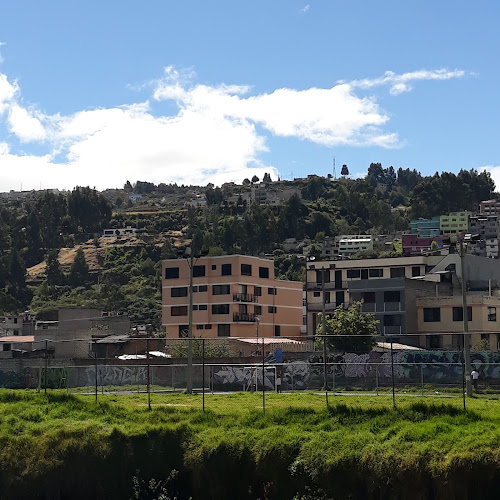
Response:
213,366,276,390
83,366,147,386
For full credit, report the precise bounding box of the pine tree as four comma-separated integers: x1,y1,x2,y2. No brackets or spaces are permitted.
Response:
68,248,91,286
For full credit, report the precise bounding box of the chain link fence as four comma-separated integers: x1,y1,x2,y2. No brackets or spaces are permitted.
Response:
1,334,499,415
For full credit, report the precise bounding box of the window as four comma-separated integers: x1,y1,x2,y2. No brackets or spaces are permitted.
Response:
254,305,262,315
179,325,188,337
383,315,402,326
347,269,360,279
171,287,187,297
362,292,376,303
213,284,230,295
218,324,230,337
212,264,216,270
196,325,204,330
412,266,421,277
198,285,208,292
221,263,232,276
192,286,198,292
316,269,330,283
384,290,400,302
193,265,205,277
423,307,441,322
254,286,262,296
361,269,368,280
336,291,345,306
212,304,229,315
165,267,179,279
268,287,277,295
369,268,383,278
193,305,198,311
274,325,281,337
205,324,212,330
452,307,472,322
241,264,252,276
171,306,188,316
390,267,405,278
314,291,321,297
199,304,208,311
488,307,497,322
268,306,277,313
259,267,269,279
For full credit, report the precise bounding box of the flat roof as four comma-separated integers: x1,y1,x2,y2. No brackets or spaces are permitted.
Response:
0,336,34,342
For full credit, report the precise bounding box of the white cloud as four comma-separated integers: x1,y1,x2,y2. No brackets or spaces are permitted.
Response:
301,5,310,13
8,104,47,142
0,66,467,191
347,69,466,96
0,73,18,113
480,165,500,192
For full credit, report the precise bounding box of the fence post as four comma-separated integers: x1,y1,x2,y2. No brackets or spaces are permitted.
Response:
44,339,48,394
375,364,379,396
332,362,335,393
202,339,205,412
323,336,329,408
38,357,42,393
461,346,466,411
146,336,151,411
390,338,396,409
94,339,98,403
262,336,265,414
420,364,424,397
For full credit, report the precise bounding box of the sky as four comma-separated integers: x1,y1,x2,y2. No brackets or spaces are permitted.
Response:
1,0,500,192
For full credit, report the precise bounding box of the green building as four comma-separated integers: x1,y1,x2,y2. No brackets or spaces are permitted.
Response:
440,211,468,241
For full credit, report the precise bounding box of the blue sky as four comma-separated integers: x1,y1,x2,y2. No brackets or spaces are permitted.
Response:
0,0,499,191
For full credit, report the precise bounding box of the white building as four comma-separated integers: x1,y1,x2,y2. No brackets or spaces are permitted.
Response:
337,235,374,257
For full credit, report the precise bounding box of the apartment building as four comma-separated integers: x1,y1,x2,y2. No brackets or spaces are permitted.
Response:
410,217,441,238
337,235,373,257
162,255,303,339
305,255,447,338
480,199,500,216
417,295,500,351
440,211,468,240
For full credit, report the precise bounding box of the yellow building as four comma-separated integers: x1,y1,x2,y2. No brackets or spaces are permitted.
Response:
440,211,468,241
162,255,303,339
417,295,500,351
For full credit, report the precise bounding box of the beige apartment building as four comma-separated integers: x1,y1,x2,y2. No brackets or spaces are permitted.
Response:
417,295,500,351
162,255,303,339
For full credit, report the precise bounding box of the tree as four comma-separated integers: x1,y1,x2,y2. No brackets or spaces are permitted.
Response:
68,248,91,286
45,249,65,288
263,172,272,183
251,175,260,183
317,302,378,354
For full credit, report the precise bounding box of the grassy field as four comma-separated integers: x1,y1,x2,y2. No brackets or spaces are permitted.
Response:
0,390,499,499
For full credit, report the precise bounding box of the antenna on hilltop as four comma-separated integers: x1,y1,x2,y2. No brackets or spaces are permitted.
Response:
333,157,336,179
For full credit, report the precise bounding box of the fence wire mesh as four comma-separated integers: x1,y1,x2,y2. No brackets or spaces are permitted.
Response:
1,334,499,417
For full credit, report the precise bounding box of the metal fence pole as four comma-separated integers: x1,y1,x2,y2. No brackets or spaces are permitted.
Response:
202,339,205,412
323,336,329,407
461,346,466,411
262,336,265,414
94,339,98,403
332,362,335,393
375,364,379,396
420,364,424,397
390,338,396,409
146,336,151,411
44,339,48,394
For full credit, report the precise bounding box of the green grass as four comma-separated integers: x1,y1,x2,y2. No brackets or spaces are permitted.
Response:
0,390,499,499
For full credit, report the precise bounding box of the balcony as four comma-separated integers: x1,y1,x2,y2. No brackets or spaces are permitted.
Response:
361,302,404,313
306,303,338,312
306,281,348,291
233,293,257,303
233,313,257,323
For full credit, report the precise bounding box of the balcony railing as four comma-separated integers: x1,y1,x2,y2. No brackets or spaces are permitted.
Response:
306,303,340,312
233,313,257,323
306,281,348,291
233,293,257,303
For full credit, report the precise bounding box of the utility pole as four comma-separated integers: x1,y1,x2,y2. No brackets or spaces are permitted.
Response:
459,241,472,397
186,249,194,394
